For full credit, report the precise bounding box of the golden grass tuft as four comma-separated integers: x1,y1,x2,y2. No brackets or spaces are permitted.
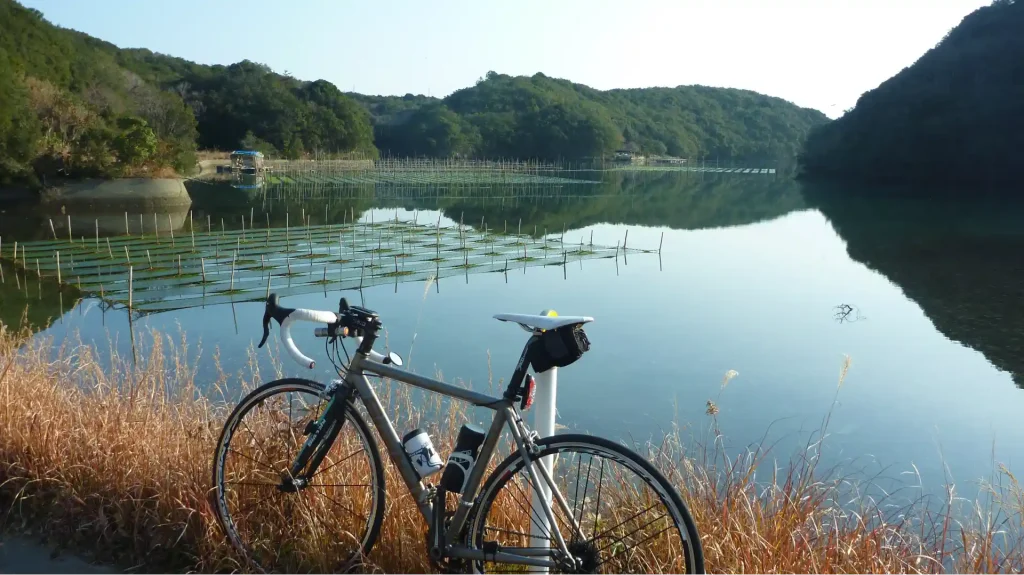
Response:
0,323,1021,573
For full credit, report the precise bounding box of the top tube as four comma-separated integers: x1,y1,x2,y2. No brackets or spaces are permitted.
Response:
353,354,510,409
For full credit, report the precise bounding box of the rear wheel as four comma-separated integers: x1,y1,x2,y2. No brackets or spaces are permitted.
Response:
465,434,704,573
212,378,385,572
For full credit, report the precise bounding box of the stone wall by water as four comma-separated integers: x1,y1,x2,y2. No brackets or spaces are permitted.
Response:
40,179,192,211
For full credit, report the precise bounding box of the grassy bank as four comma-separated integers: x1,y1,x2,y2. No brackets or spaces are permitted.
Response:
0,323,1021,573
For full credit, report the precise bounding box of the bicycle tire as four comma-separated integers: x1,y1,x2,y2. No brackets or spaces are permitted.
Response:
212,378,386,572
465,434,704,574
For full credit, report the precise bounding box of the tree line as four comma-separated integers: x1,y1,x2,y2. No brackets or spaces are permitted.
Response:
1,0,826,188
363,71,826,165
798,0,1023,189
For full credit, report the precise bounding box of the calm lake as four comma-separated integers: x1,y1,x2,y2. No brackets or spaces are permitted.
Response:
2,170,1022,496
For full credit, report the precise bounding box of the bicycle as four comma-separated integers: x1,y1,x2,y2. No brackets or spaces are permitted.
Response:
212,293,704,573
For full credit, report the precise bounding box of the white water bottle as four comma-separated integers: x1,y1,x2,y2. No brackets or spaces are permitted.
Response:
402,428,443,479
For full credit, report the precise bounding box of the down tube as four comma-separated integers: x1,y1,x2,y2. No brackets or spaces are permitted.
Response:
445,407,510,547
348,371,432,519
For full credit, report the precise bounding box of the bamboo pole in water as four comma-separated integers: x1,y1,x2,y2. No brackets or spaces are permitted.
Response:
128,266,133,309
201,258,207,283
125,212,130,236
49,219,57,240
55,251,61,284
67,215,72,243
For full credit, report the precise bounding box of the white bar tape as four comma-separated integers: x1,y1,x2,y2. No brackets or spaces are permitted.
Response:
280,308,338,369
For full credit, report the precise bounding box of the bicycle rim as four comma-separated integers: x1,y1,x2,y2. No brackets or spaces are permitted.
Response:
212,378,385,572
467,434,703,573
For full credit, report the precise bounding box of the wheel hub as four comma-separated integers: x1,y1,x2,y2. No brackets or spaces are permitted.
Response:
276,474,308,493
567,539,600,573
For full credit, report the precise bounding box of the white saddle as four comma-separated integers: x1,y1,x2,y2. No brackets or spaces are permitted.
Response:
494,312,594,332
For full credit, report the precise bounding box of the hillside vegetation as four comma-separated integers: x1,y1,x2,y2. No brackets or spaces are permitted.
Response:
365,72,826,165
799,0,1024,188
1,0,824,187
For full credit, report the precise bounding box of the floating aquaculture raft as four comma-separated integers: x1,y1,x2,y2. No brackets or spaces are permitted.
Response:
1,218,650,314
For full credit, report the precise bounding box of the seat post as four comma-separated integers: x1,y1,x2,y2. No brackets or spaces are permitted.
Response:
529,365,558,572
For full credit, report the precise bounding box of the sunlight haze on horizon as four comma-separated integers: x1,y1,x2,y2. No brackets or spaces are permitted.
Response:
21,0,989,118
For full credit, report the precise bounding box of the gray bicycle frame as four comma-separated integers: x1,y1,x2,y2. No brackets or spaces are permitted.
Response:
344,349,579,567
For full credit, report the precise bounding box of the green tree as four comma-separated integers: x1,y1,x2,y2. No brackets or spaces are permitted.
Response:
375,103,481,157
113,116,157,167
239,130,278,156
0,52,40,184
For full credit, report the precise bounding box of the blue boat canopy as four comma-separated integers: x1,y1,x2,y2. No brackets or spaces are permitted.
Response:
231,150,264,157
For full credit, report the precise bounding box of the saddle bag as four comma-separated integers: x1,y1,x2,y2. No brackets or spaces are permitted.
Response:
530,324,591,373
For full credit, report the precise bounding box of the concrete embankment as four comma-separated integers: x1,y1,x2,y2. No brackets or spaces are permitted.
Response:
39,178,192,211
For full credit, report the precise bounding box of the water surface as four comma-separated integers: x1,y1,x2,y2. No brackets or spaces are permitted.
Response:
2,171,1021,495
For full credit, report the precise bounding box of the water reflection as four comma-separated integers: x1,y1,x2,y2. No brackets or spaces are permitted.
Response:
802,183,1024,388
186,170,805,235
0,261,80,330
3,173,1023,395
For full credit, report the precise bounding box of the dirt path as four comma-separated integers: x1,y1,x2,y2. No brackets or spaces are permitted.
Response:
0,537,115,574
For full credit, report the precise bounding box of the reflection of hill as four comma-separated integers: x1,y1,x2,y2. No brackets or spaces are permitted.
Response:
415,172,804,233
1,202,192,241
802,183,1024,388
185,182,376,228
188,173,805,234
0,263,80,332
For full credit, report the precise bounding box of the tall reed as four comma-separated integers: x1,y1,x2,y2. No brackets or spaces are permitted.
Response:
0,323,1020,573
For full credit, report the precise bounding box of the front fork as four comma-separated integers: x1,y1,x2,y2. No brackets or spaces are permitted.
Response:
283,380,354,489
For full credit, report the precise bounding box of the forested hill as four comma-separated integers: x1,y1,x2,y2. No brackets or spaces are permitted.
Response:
1,0,824,188
799,0,1024,188
363,72,827,166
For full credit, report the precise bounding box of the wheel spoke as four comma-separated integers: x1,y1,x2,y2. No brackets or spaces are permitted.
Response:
228,447,280,475
311,447,365,478
214,383,382,573
595,512,668,555
470,441,698,574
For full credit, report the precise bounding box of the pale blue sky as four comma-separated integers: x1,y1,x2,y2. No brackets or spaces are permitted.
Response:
23,0,988,118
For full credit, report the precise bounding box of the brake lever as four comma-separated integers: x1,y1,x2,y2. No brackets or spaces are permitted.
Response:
258,293,282,349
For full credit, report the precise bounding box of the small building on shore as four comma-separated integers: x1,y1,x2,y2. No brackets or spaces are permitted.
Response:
230,150,265,175
612,150,646,164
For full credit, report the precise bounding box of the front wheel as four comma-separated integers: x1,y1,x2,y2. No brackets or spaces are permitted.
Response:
212,378,386,572
465,434,704,573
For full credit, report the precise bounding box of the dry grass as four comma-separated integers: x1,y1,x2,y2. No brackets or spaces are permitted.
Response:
0,323,1021,573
